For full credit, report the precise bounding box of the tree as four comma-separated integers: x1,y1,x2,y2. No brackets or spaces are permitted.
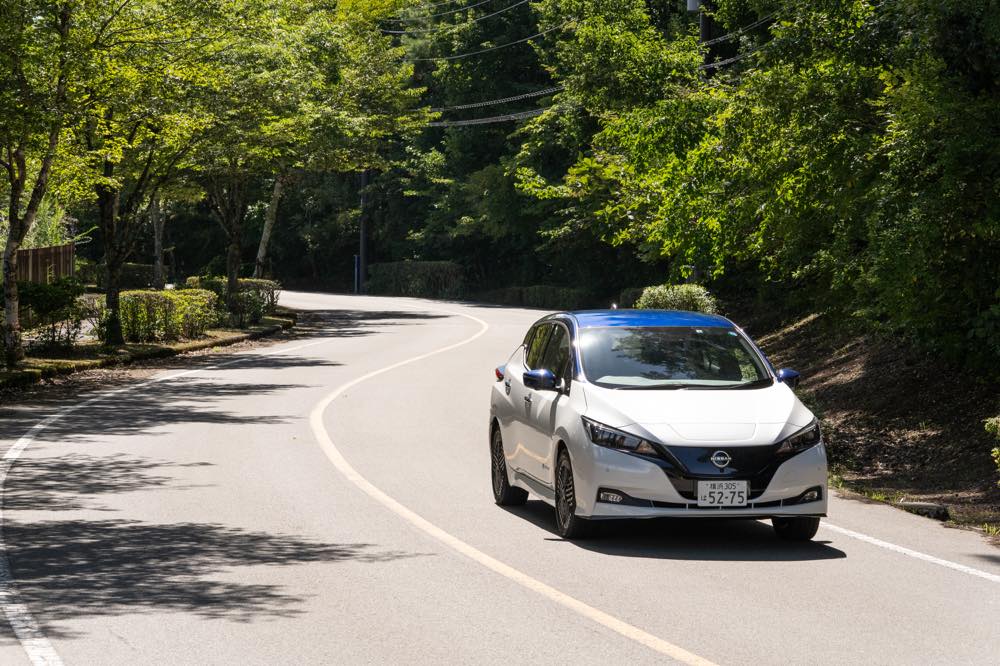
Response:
0,1,72,366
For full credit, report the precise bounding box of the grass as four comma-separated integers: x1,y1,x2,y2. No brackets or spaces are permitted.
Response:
0,315,294,389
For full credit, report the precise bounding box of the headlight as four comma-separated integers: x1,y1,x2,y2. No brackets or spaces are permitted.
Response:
777,419,821,455
582,417,659,457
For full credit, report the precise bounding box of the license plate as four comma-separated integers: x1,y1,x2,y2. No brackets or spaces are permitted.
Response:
697,480,748,507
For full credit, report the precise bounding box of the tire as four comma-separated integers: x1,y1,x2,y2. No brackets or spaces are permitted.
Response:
491,427,527,506
772,516,821,541
554,450,591,539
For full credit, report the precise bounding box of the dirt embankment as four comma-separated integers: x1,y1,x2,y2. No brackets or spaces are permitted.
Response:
736,309,999,537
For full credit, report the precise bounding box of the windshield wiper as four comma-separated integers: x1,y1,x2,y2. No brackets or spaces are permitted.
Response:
614,384,694,390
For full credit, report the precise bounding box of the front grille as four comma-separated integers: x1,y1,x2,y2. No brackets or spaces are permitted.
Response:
651,442,800,501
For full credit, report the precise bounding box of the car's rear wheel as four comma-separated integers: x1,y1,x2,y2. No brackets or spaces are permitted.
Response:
491,427,527,506
555,450,591,539
772,516,821,541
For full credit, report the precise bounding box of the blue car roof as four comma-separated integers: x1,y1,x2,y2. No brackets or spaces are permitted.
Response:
567,309,735,329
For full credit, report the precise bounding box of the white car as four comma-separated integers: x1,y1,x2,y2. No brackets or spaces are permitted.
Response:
489,310,828,540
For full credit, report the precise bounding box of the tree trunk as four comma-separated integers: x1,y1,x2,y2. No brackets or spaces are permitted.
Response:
99,186,126,346
151,195,165,289
104,262,124,345
3,239,24,367
226,231,242,311
254,175,284,279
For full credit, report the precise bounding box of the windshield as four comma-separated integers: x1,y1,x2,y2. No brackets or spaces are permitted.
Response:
578,326,772,390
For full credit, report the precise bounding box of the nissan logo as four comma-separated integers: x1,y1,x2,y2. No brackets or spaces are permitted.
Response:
710,450,732,469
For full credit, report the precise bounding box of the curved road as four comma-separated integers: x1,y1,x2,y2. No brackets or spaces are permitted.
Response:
0,292,997,665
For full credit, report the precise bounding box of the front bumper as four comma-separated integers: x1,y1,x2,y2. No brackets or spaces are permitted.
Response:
574,441,829,519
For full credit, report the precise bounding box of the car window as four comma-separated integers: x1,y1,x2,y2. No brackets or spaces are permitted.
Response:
525,324,553,369
539,325,571,381
578,326,771,389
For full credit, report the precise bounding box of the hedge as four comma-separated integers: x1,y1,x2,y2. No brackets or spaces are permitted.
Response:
102,289,219,342
634,284,719,314
367,261,464,299
476,285,591,311
183,276,280,327
987,417,1000,486
18,278,86,349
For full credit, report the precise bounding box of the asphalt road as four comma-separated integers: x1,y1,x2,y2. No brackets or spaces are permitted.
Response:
0,291,997,665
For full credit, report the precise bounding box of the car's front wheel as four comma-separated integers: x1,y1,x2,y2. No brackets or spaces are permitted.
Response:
555,450,591,539
491,427,527,506
772,516,821,541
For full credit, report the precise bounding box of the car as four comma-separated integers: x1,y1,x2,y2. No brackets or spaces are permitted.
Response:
488,309,828,540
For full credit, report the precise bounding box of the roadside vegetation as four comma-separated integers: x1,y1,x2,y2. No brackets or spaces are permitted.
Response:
3,2,998,531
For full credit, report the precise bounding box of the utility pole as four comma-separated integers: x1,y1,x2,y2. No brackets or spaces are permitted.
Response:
357,170,369,294
689,0,715,74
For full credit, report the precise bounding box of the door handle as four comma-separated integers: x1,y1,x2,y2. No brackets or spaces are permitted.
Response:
523,394,533,405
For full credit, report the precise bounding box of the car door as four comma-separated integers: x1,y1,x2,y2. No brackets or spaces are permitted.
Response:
504,324,554,477
522,323,572,485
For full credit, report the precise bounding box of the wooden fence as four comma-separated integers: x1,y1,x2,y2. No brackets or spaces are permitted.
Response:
15,243,75,283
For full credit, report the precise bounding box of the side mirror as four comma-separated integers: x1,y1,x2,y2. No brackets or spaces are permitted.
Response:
523,368,558,392
777,368,801,389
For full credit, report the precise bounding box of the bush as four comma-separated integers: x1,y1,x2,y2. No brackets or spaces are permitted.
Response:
634,284,719,314
476,285,591,311
18,278,86,349
106,288,219,343
229,289,266,328
367,261,464,299
987,417,1000,487
184,276,280,321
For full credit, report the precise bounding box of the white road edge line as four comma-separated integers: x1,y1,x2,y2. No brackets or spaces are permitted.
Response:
821,523,1000,584
0,337,334,666
309,306,717,666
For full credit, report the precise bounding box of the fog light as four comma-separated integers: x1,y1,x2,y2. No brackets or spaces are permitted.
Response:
599,491,624,504
802,489,820,502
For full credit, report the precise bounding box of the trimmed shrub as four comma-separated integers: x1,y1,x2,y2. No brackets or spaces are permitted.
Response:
237,278,280,310
367,261,464,299
229,289,266,328
19,278,86,349
476,285,591,311
634,284,719,314
184,276,280,318
106,288,219,343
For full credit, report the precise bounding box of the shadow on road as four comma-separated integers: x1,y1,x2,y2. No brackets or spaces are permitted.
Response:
504,501,847,562
4,454,211,512
5,517,426,637
290,309,449,340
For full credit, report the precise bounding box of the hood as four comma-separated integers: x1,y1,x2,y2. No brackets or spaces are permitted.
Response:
581,382,814,447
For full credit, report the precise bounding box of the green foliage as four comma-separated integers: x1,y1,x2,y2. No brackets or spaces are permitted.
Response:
184,276,280,317
476,286,591,311
367,262,465,299
987,417,1000,486
75,258,100,286
634,284,719,314
107,289,219,343
18,278,86,349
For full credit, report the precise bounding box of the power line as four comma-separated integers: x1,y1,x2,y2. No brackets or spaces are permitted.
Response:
410,20,574,62
702,13,776,47
699,45,761,70
389,0,495,22
430,86,563,112
408,0,472,9
382,0,530,35
427,108,547,127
